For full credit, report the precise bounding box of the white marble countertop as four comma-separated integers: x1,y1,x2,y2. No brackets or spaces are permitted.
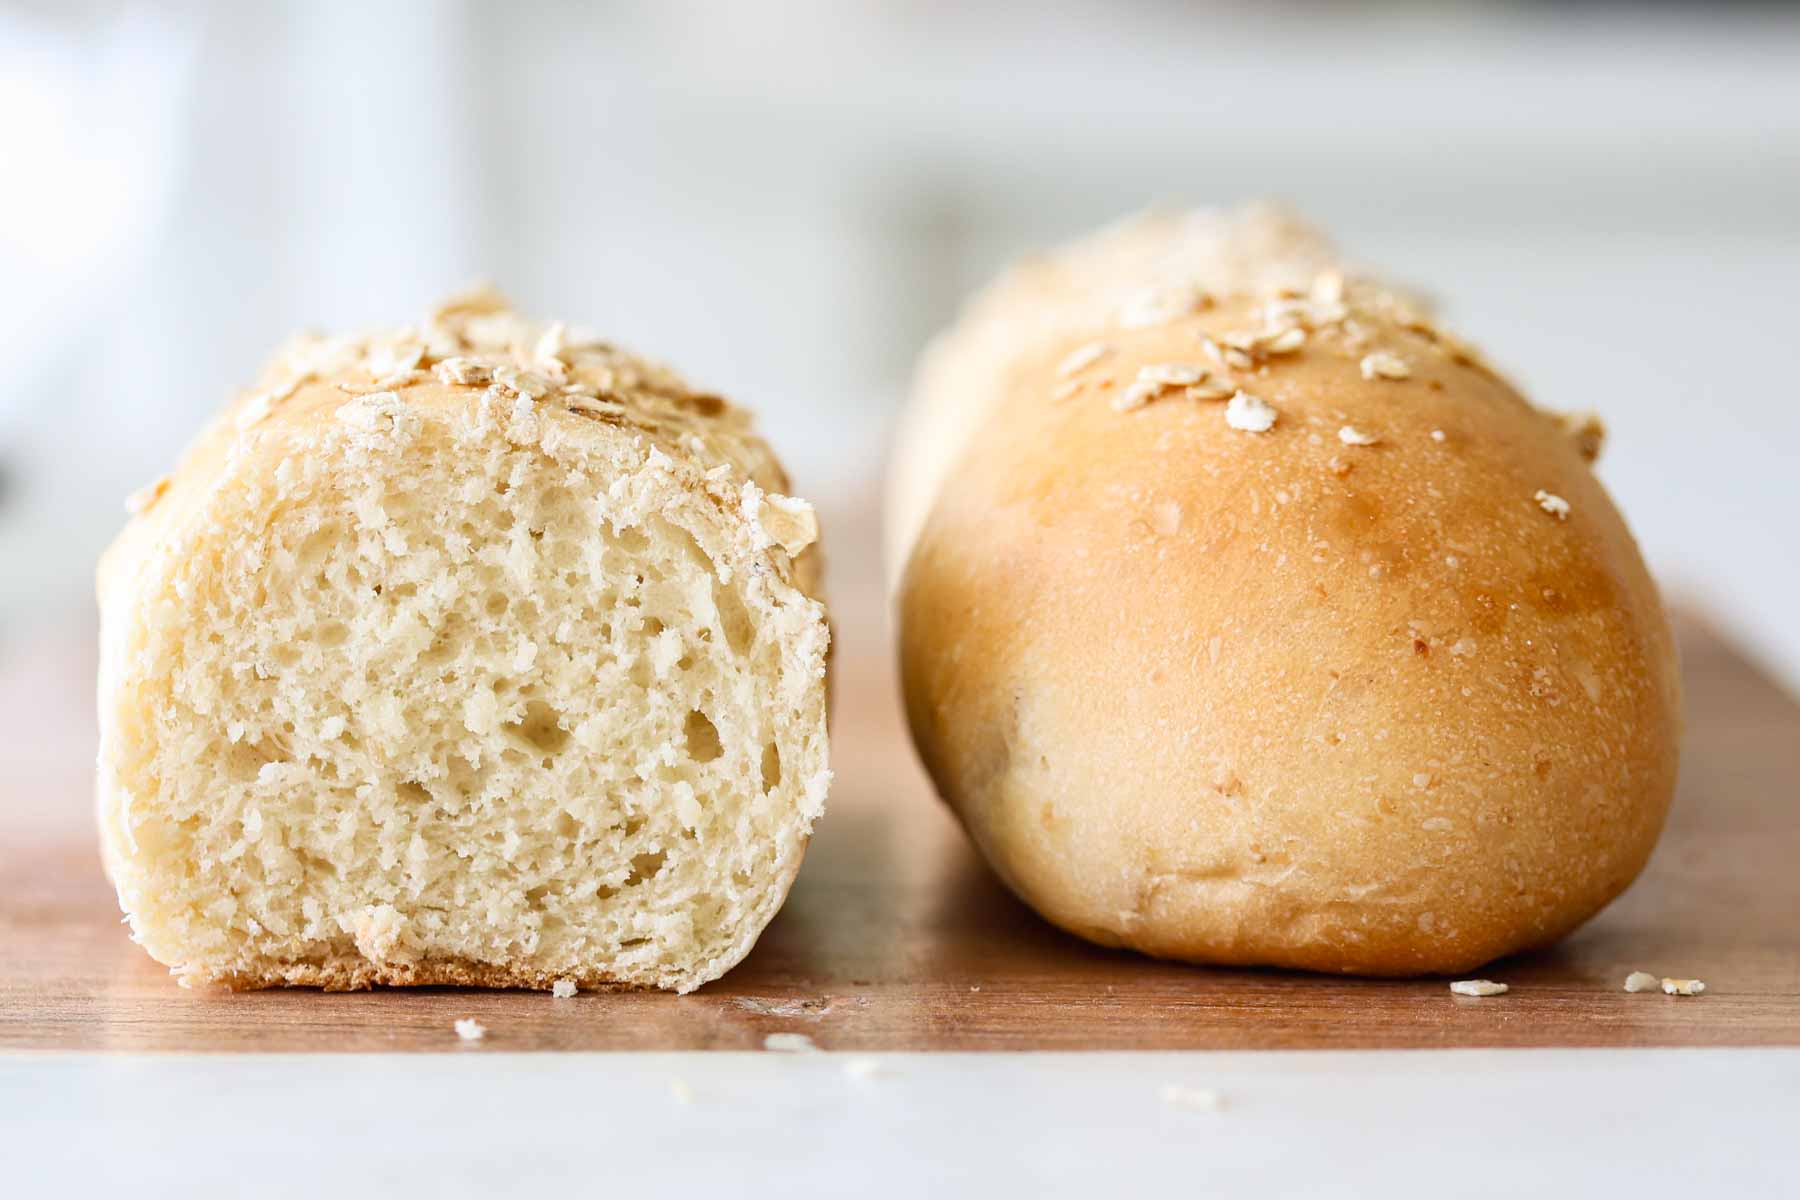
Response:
6,1048,1796,1198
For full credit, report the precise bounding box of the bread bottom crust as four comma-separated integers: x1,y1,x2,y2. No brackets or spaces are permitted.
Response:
207,958,655,993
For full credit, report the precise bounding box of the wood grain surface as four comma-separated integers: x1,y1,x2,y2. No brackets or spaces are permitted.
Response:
2,515,1796,1052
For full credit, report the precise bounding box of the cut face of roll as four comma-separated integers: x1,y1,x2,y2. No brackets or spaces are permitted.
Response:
98,290,830,993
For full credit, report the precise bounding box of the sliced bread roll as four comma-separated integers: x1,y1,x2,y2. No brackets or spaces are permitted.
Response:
98,288,830,993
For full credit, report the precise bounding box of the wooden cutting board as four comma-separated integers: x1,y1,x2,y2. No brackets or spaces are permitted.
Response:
4,597,1796,1053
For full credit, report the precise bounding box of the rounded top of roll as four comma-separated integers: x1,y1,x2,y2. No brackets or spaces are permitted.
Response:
885,204,1601,581
221,284,785,484
110,286,820,607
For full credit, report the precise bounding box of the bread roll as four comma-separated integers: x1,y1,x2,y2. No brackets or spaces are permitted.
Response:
98,288,830,993
893,207,1679,976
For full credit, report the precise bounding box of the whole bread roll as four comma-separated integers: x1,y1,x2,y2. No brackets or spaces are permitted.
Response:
893,207,1679,976
98,288,830,993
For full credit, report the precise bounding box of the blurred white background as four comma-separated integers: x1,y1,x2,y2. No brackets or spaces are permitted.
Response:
2,0,1798,687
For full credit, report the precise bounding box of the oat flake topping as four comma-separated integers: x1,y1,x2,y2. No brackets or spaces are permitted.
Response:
1113,363,1228,412
1056,341,1113,378
1535,490,1571,520
1360,352,1411,381
1224,390,1277,433
216,285,793,521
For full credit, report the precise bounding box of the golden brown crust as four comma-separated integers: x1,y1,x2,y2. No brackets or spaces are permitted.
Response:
897,239,1680,977
210,959,651,993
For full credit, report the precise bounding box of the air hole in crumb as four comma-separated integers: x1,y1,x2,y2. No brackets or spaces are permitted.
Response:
627,851,667,885
644,616,665,636
713,579,753,655
224,741,271,781
761,742,782,792
657,519,710,570
507,699,570,755
298,528,338,569
685,710,723,762
316,621,350,649
596,884,619,900
420,631,458,666
612,525,650,554
397,781,431,806
620,938,650,949
484,592,509,617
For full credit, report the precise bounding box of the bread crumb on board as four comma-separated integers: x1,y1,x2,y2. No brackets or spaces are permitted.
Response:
1661,978,1706,996
551,978,578,999
453,1018,487,1041
1449,979,1509,997
763,1032,820,1053
1623,971,1661,993
1159,1083,1226,1112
